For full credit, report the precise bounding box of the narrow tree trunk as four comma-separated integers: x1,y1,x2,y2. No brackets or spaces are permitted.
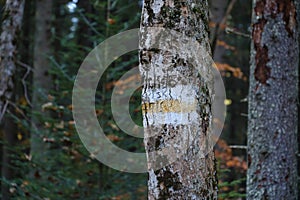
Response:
247,0,298,199
1,110,17,200
0,0,25,199
139,0,217,199
209,0,229,57
30,0,53,162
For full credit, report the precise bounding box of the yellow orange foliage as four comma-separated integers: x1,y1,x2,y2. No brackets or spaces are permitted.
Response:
215,62,244,79
216,40,236,51
215,139,247,171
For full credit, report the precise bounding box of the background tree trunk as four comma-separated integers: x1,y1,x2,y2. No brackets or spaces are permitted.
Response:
247,0,299,199
209,0,229,58
1,110,17,200
139,0,217,199
0,0,25,199
30,0,53,163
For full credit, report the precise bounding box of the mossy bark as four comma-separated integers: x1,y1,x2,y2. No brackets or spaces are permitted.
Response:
139,0,217,199
247,0,299,199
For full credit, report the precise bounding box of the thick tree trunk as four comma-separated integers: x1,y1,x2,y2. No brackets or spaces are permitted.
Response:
30,0,53,161
139,0,217,199
0,0,25,199
247,0,299,199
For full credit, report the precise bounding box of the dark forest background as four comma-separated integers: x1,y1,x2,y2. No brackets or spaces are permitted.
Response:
0,0,291,199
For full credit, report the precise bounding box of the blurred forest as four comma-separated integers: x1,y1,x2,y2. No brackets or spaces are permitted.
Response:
0,0,297,199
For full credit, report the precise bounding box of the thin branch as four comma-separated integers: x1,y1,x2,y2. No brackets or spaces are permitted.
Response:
240,97,248,102
0,100,9,123
225,27,250,38
220,0,237,26
77,9,104,37
17,61,33,107
48,56,73,82
229,145,247,150
240,113,248,117
17,61,33,71
211,0,237,55
6,101,38,132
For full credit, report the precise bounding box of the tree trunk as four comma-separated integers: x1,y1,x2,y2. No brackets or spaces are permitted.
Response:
1,110,17,200
139,0,218,199
0,0,25,121
247,0,299,199
0,0,25,199
209,0,229,58
30,0,53,162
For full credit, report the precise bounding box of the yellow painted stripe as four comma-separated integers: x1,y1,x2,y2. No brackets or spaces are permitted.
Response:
142,99,197,114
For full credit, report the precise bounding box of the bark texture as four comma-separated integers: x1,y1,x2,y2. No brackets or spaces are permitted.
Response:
0,0,25,199
0,0,25,121
139,0,217,199
247,0,299,199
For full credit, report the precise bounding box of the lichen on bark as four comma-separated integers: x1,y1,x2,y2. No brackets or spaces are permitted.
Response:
247,0,298,199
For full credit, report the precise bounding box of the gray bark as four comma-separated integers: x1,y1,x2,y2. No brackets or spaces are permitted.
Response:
0,0,25,121
139,0,217,199
247,0,299,199
0,0,25,199
30,0,53,160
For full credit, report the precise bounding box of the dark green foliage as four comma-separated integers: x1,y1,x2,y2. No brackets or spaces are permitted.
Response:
1,0,146,199
0,0,255,199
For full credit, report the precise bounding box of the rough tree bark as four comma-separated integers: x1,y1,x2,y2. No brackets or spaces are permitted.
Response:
139,0,217,199
247,0,299,199
0,0,25,121
0,0,25,199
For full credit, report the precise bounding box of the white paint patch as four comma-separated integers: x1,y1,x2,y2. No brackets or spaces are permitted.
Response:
143,84,196,104
152,0,164,14
143,111,199,126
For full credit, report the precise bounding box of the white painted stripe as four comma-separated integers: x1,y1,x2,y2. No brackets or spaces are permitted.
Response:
143,111,199,126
